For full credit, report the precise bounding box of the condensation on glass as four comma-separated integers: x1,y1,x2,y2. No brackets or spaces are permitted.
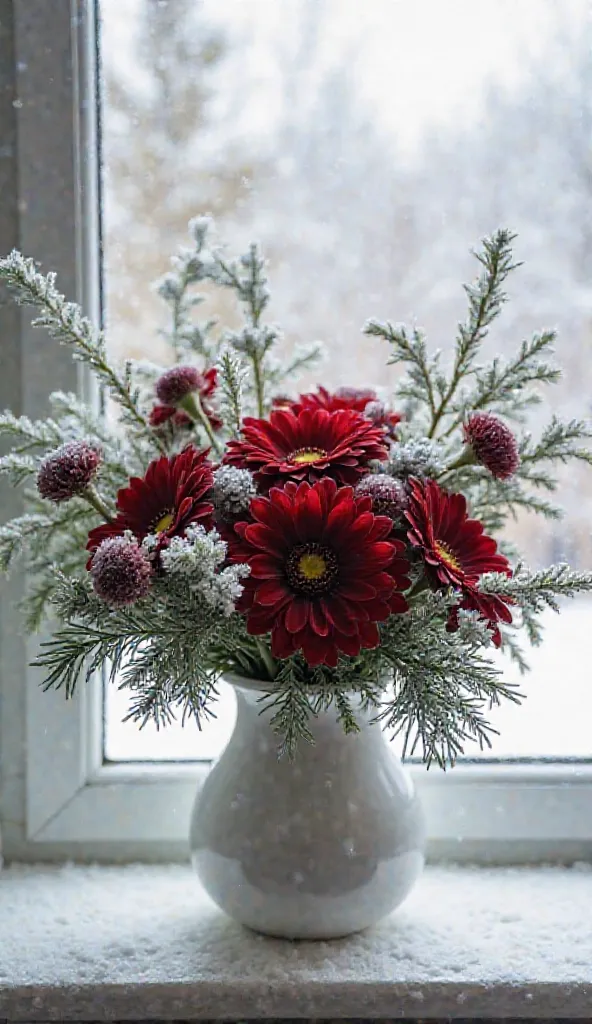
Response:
99,0,592,761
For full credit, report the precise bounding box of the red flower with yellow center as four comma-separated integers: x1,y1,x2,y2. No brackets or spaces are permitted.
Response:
228,477,410,667
86,446,214,562
223,407,388,489
296,385,379,415
288,387,402,438
404,477,513,645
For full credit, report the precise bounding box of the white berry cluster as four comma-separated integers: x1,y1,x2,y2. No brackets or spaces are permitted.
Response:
387,438,445,479
158,524,250,616
211,465,256,521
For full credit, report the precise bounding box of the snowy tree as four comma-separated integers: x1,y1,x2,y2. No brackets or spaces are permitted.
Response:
391,14,592,565
101,0,254,362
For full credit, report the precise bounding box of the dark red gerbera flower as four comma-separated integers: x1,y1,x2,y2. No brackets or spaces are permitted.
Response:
86,445,214,563
228,477,410,667
149,404,193,429
223,407,388,489
363,399,402,438
404,477,513,645
294,387,402,438
297,385,379,415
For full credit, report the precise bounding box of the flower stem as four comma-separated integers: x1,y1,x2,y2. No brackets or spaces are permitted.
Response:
82,484,115,522
252,354,265,418
406,574,431,602
256,639,277,680
180,394,224,456
438,446,477,481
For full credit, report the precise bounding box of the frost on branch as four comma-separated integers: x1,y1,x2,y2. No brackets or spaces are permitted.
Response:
158,524,250,616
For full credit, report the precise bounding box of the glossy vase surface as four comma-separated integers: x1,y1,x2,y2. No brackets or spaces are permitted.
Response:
189,674,425,939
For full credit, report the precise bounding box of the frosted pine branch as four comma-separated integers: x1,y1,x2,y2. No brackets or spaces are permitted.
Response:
216,349,248,437
520,416,592,467
208,242,270,327
281,341,326,380
0,410,63,452
0,252,164,452
428,229,519,437
443,330,560,435
479,563,592,612
364,320,440,423
156,215,218,361
0,452,37,487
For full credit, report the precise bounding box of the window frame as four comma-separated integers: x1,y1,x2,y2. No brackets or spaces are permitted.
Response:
1,0,592,865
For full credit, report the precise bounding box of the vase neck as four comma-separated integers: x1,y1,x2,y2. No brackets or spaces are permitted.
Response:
229,677,382,738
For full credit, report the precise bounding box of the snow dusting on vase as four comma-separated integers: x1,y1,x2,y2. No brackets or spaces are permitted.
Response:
189,674,425,940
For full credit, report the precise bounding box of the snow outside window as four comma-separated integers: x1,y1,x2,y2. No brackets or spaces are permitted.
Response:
102,0,592,766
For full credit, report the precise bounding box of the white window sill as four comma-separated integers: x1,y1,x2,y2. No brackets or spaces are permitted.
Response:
1,863,591,1020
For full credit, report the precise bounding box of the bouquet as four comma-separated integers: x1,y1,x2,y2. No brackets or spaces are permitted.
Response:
1,220,591,766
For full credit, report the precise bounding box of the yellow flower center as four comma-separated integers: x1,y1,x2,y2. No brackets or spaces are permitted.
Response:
154,511,174,534
289,447,327,465
286,542,339,595
435,540,461,571
298,552,328,580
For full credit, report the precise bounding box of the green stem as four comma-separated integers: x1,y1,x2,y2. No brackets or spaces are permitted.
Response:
252,354,265,418
82,484,115,522
440,446,477,477
180,394,224,456
256,639,277,681
406,574,432,603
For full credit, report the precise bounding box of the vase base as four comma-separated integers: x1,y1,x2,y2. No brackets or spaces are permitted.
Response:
193,849,425,941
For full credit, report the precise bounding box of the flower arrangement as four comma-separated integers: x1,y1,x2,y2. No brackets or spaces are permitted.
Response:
1,221,591,766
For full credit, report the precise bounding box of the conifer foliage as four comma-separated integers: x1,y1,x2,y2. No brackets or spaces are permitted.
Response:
1,223,591,765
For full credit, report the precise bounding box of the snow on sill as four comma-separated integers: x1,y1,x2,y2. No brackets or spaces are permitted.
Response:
1,862,591,1020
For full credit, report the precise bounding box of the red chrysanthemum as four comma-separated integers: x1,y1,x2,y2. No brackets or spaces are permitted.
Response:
294,387,402,437
149,404,192,429
404,477,513,645
271,394,296,411
363,399,402,438
86,446,214,563
297,385,379,415
228,477,410,667
154,366,222,431
223,407,388,489
463,412,520,480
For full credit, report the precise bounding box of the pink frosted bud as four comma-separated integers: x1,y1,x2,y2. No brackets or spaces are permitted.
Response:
355,473,408,519
90,536,152,607
155,365,202,406
37,441,102,503
463,413,520,480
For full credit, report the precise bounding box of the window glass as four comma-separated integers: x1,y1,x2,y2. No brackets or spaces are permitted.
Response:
100,0,592,761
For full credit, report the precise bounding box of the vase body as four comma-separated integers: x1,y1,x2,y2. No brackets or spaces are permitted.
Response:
189,675,425,939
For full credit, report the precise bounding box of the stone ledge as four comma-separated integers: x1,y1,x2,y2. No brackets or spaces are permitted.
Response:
1,862,591,1019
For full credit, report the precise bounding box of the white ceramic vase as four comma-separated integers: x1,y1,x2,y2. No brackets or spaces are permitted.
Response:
189,674,425,940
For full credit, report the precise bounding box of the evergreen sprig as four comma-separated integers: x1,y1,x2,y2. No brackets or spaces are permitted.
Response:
367,229,521,438
156,215,219,362
216,348,248,438
0,251,165,454
443,330,560,434
479,563,592,612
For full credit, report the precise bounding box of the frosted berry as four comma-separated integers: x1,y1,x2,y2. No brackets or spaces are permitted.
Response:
355,473,408,519
155,365,202,406
90,536,152,607
37,441,102,503
463,413,520,480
